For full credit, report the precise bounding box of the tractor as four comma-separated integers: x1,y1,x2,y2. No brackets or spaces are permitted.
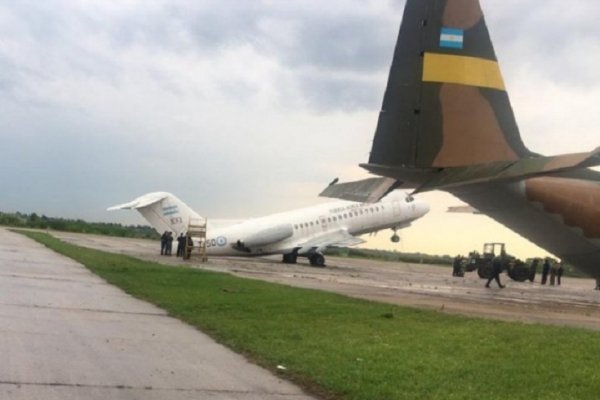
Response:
462,243,536,282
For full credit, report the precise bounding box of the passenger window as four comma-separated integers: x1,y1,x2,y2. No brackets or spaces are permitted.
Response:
328,218,332,222
343,214,347,219
310,222,314,226
294,224,298,229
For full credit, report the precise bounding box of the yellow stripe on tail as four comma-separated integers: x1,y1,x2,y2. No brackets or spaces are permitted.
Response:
422,53,505,91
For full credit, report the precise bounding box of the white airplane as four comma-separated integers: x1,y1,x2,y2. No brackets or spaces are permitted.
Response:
108,191,429,266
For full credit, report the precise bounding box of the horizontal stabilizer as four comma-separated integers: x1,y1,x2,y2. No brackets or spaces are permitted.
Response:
107,192,170,211
413,148,600,193
360,148,600,195
319,177,401,203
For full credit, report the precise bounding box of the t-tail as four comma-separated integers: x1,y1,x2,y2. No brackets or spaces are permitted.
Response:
108,192,205,235
321,0,600,202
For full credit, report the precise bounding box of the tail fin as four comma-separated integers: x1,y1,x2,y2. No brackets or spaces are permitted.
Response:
108,192,204,235
368,0,531,169
322,0,600,202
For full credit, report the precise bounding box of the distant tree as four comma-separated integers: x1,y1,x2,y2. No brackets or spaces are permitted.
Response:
0,210,159,240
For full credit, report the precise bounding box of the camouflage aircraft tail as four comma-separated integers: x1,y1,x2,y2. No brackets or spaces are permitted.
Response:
322,0,600,202
368,0,529,169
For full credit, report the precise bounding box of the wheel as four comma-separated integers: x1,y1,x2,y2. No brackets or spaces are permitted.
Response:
309,254,325,267
508,262,530,282
282,253,298,264
477,262,493,279
391,234,400,243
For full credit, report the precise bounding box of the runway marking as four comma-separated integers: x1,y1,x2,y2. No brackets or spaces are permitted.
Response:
0,272,108,284
0,302,167,316
0,381,308,397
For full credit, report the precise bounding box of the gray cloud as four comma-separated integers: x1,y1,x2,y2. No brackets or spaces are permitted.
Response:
487,0,600,86
294,73,383,112
0,0,598,226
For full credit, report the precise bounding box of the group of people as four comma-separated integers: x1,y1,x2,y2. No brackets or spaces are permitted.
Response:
486,257,564,289
452,254,566,289
160,231,189,257
540,258,564,286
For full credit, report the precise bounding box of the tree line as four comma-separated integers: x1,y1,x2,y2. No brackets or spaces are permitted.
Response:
324,247,454,266
0,211,159,239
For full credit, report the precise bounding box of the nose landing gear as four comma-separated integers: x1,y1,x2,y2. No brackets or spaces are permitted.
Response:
390,228,400,243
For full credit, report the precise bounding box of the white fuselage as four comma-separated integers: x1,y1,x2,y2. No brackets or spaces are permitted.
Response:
109,191,429,260
202,192,429,256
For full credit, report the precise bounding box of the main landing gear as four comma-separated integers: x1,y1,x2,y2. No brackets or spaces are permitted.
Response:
282,251,325,267
308,253,326,267
282,252,298,264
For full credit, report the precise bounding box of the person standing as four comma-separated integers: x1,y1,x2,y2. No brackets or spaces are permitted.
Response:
176,233,186,257
485,257,505,289
529,258,540,282
541,259,551,285
160,231,168,255
184,232,194,259
557,262,564,286
452,255,463,277
166,232,174,256
550,261,557,286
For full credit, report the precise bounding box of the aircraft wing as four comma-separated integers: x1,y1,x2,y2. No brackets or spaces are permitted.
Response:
298,229,366,250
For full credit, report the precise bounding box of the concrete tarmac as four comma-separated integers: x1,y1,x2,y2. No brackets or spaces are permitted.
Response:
51,231,600,331
0,228,315,400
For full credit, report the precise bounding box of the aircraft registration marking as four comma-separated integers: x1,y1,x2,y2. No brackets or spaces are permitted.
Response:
205,236,228,248
329,203,364,214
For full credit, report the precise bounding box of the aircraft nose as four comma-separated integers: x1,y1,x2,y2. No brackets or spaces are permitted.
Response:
417,201,430,217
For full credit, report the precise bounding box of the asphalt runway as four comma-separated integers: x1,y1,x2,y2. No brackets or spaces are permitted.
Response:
0,228,315,400
50,231,600,331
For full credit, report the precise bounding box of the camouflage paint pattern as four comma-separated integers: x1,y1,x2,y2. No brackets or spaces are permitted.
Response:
442,0,482,29
369,0,530,169
526,177,600,239
353,0,600,276
434,84,519,166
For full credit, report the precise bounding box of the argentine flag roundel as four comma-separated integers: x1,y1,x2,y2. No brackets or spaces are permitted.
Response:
440,27,464,49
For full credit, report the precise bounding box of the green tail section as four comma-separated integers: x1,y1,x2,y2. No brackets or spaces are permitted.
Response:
369,0,531,169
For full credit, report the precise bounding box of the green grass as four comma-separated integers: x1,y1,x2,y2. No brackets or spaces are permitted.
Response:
22,231,600,399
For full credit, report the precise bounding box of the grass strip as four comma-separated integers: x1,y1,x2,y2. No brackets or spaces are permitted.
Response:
22,231,600,400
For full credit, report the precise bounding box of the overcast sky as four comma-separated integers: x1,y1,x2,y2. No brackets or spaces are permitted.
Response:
1,0,599,258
